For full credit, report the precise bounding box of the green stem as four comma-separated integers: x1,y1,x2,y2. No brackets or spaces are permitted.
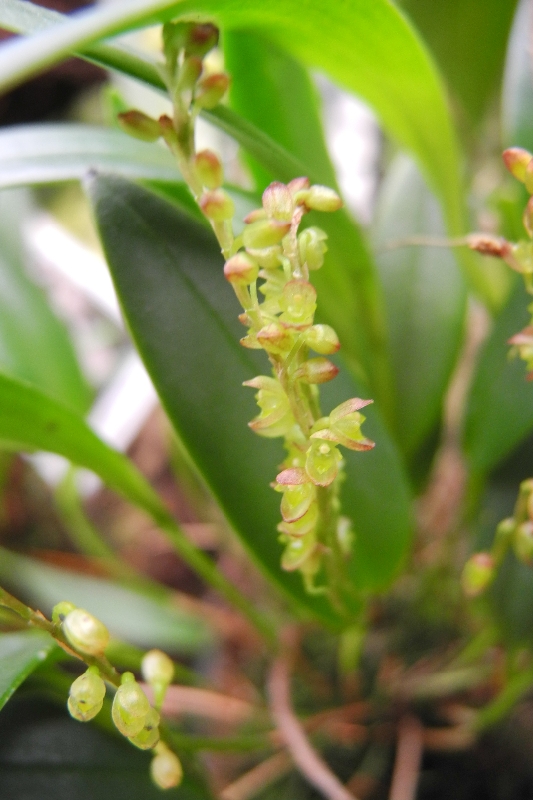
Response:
473,666,533,732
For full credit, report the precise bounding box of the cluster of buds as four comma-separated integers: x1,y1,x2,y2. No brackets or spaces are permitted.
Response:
462,480,533,598
52,601,181,789
223,180,375,591
469,147,533,378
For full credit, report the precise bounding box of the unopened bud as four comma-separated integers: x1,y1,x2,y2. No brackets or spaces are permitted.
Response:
305,439,341,486
461,552,494,597
63,609,109,656
128,706,160,750
262,182,294,222
184,23,219,57
151,743,183,790
304,324,340,354
280,482,316,523
195,73,230,109
298,227,328,270
281,529,317,571
278,501,318,537
279,280,317,328
200,188,234,222
296,185,342,212
514,521,533,565
288,176,310,194
52,600,76,624
246,245,282,269
256,322,293,354
117,110,161,142
68,667,106,722
503,147,533,183
194,149,223,189
295,357,339,384
224,252,258,284
141,650,175,686
243,218,291,249
112,673,150,737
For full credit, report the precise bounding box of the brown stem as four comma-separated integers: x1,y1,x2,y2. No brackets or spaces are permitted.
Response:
268,650,358,800
388,715,424,800
220,751,293,800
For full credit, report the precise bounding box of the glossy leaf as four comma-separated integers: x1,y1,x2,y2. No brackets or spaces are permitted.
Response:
0,548,212,653
88,175,413,597
0,188,91,412
0,0,461,234
372,156,466,458
0,696,211,800
501,0,533,149
224,30,392,419
0,123,180,188
400,0,518,125
463,280,533,477
0,631,56,713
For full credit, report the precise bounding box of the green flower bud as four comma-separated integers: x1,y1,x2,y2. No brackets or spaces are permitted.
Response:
142,650,174,711
280,482,316,523
294,357,339,384
305,439,341,486
52,600,76,624
281,529,317,572
243,219,291,249
278,500,318,537
116,110,161,142
461,552,494,597
68,667,106,722
128,706,160,750
295,185,342,212
279,280,317,329
514,521,533,565
509,241,533,273
298,227,328,270
244,376,295,438
224,252,258,284
200,189,234,222
246,245,282,269
256,322,294,354
503,147,533,183
262,182,294,222
112,673,150,737
194,149,223,189
184,23,219,57
63,609,110,655
151,743,183,790
304,324,340,354
195,73,230,109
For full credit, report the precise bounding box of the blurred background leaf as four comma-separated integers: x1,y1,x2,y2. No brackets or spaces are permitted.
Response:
0,630,56,712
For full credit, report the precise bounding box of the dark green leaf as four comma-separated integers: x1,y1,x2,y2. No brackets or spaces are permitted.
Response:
0,696,211,799
0,631,56,712
224,29,393,420
399,0,518,125
0,188,91,412
463,280,533,477
373,156,466,459
88,176,413,598
0,549,212,654
501,0,533,149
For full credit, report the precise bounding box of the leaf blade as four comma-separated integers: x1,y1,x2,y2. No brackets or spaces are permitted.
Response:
0,630,56,712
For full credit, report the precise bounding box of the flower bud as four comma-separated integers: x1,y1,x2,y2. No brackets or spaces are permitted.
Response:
461,552,494,597
304,324,340,354
298,227,328,270
112,673,150,737
279,280,317,328
116,110,161,142
224,252,258,284
194,149,223,189
128,706,160,750
502,147,533,183
281,529,317,571
52,600,76,624
151,743,183,790
508,241,533,273
243,219,291,249
243,208,267,224
305,439,341,486
246,245,282,269
296,185,342,212
195,73,230,109
294,357,339,384
184,23,219,57
278,500,318,536
200,189,234,222
288,176,310,194
256,322,294,354
262,182,294,222
63,609,110,656
514,521,533,565
280,482,316,523
142,649,174,711
68,667,106,722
